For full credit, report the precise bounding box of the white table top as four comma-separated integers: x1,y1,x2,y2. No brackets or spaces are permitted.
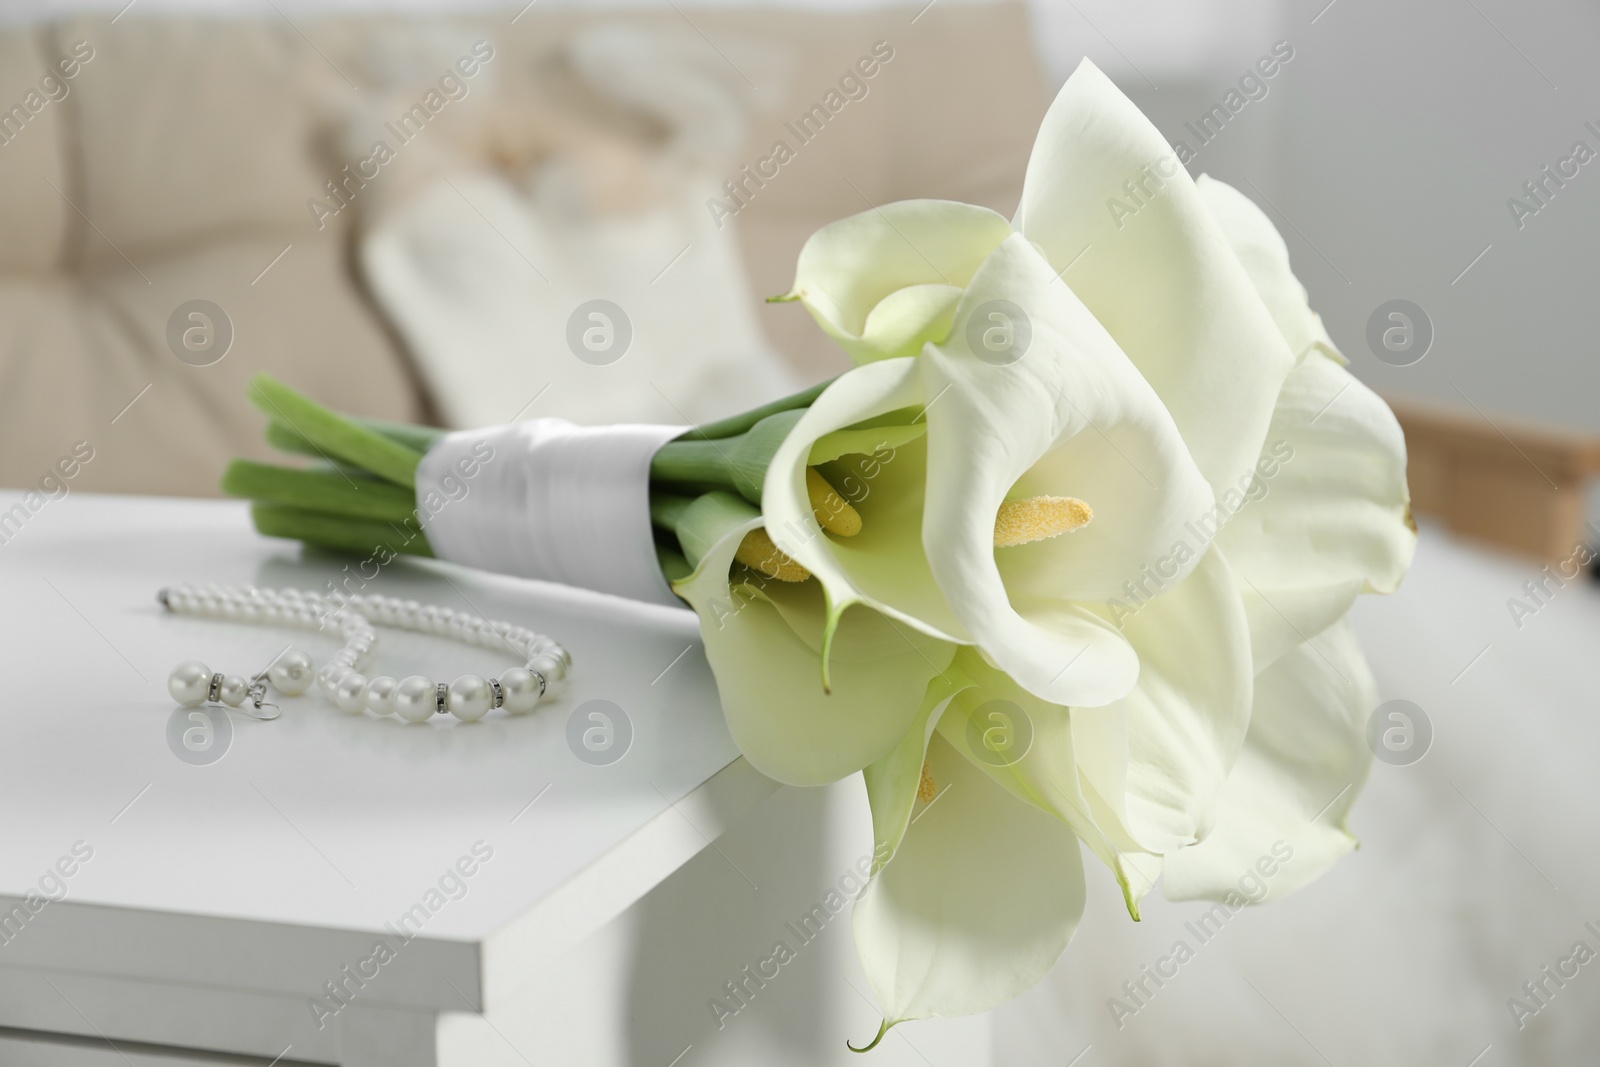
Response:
0,491,754,1011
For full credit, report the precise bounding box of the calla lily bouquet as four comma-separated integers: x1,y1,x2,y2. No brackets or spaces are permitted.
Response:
226,61,1415,1044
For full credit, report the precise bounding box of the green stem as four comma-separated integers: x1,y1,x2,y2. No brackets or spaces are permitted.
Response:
266,417,442,465
847,1020,892,1054
648,440,741,491
672,490,760,568
222,460,418,522
677,376,835,441
356,417,447,455
655,544,692,583
264,419,320,459
241,375,842,569
251,503,434,558
649,493,698,530
650,409,806,503
248,375,422,488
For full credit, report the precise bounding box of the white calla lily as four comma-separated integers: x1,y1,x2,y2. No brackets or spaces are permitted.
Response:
671,498,955,787
931,650,1164,914
1071,547,1253,857
760,356,968,660
670,53,1416,1033
767,231,1216,709
1195,175,1344,366
853,731,1087,1040
1013,60,1296,500
1191,172,1416,670
918,234,1215,705
778,200,1013,365
1216,351,1416,671
1162,619,1375,903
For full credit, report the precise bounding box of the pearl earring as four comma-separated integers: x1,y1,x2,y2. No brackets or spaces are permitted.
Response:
166,655,304,720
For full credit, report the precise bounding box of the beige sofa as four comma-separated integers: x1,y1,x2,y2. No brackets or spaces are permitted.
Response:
0,5,1047,497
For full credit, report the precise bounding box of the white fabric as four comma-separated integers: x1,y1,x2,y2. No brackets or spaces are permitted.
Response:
358,25,799,430
417,420,685,608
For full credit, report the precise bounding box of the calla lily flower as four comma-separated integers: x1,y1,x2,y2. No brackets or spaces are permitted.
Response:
1159,176,1415,899
669,489,958,787
751,57,1414,1036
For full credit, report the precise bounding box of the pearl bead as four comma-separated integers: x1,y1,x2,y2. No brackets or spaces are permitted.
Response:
268,649,314,696
498,667,542,714
364,676,399,716
334,672,369,714
317,664,351,693
528,652,568,698
168,661,212,706
217,674,250,707
446,674,492,722
394,675,436,723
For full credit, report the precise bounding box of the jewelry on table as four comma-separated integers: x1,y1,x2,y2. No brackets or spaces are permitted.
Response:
159,585,570,723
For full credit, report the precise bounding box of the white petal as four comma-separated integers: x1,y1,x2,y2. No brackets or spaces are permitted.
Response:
932,650,1162,914
853,733,1086,1028
673,520,955,786
862,673,967,873
1216,351,1417,671
1014,60,1295,498
1162,619,1376,904
920,232,1213,707
1073,547,1253,855
763,357,968,648
781,200,1013,364
1196,174,1344,365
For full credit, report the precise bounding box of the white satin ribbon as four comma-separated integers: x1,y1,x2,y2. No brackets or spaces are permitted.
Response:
416,420,687,608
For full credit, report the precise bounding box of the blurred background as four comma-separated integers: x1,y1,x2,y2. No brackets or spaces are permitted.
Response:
6,0,1600,559
3,0,1599,1064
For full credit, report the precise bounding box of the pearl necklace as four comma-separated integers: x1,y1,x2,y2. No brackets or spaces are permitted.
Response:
160,585,570,723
